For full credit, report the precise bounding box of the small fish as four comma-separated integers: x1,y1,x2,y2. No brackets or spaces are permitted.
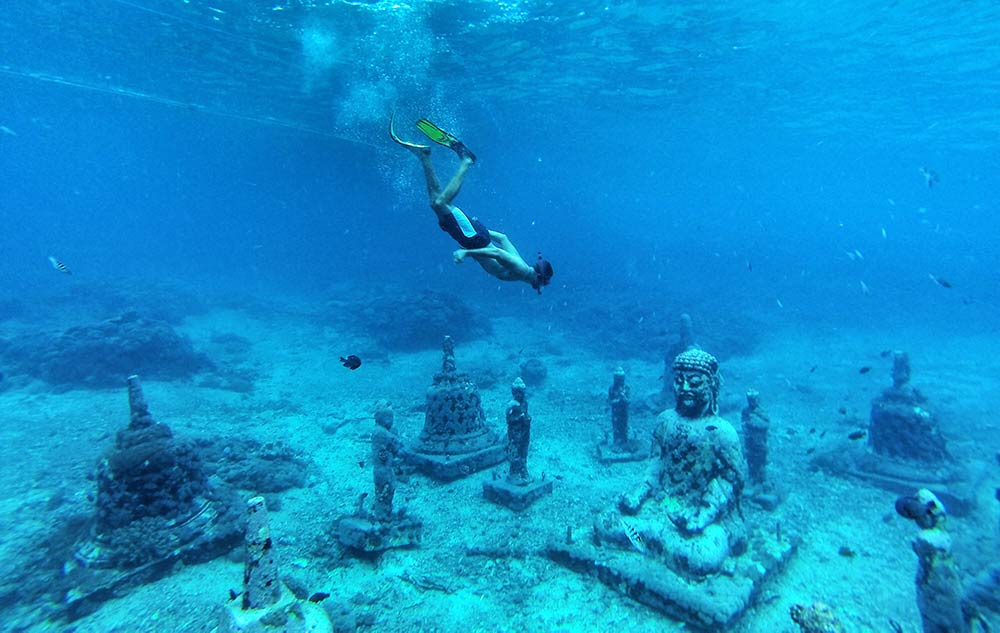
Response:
746,260,753,272
919,166,939,188
228,588,241,601
619,517,646,554
848,430,867,440
854,249,864,260
928,274,952,289
806,447,816,455
809,365,817,373
838,407,847,415
48,256,71,275
0,125,15,136
308,592,330,603
858,366,871,374
705,425,718,431
776,299,784,309
808,427,816,434
880,349,892,358
340,355,362,370
881,227,887,239
860,280,870,296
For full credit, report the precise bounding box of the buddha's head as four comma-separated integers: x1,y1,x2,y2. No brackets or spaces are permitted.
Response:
671,348,721,418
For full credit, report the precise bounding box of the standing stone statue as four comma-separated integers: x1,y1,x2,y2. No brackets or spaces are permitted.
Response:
483,378,553,511
597,368,646,463
895,490,971,633
741,388,781,510
406,336,504,479
339,401,421,553
371,401,402,522
220,496,332,633
551,349,796,629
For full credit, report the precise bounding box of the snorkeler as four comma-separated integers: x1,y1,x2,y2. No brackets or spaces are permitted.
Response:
390,115,554,293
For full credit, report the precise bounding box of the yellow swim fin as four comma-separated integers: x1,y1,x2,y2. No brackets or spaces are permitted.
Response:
415,118,476,162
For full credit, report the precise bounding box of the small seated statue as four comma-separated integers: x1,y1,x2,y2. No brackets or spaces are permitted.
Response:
596,348,748,576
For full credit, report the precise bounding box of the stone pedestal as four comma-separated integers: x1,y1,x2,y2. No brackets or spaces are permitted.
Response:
337,515,422,553
483,478,553,512
548,527,796,630
406,336,504,480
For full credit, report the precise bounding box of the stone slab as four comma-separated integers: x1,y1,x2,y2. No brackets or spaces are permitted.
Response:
405,444,505,481
546,531,796,631
597,440,649,464
482,478,553,511
337,516,422,553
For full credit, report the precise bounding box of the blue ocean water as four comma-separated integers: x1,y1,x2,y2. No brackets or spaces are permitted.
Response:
2,1,999,632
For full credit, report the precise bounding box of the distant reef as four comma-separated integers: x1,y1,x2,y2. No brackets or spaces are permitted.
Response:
337,287,491,351
564,297,763,362
0,311,214,388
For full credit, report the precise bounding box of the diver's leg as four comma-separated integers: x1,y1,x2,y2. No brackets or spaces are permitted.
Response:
436,156,475,206
391,114,447,209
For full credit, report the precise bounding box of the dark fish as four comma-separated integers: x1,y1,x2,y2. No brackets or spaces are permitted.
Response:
786,428,797,436
48,255,71,275
228,589,241,601
928,274,953,289
820,430,828,437
808,427,816,434
705,425,718,431
806,447,816,455
880,349,892,358
838,407,847,415
838,545,856,558
340,355,362,370
308,592,330,603
809,365,817,373
746,260,753,272
858,366,871,374
848,430,867,440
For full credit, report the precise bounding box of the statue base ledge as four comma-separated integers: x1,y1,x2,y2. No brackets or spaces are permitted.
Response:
404,445,505,480
482,478,553,511
597,440,649,464
219,584,333,633
812,444,974,515
337,516,422,553
546,532,796,630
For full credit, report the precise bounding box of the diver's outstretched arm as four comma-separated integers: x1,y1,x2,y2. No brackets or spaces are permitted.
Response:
488,230,523,259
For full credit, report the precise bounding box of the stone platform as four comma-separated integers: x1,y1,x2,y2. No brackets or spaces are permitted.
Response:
337,516,422,553
547,529,796,631
596,439,648,464
405,444,505,480
482,478,553,511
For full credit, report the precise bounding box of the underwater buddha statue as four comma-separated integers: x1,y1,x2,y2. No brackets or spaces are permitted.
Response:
596,348,748,576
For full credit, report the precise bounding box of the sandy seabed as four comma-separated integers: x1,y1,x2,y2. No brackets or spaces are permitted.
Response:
1,304,998,633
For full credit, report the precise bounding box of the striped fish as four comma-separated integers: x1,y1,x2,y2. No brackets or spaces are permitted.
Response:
619,517,647,555
48,256,71,275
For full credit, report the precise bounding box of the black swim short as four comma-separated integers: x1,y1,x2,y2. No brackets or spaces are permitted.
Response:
438,207,491,249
